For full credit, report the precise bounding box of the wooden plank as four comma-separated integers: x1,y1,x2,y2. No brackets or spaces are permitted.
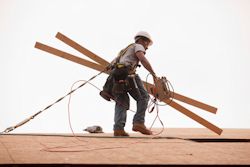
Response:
143,82,217,114
172,92,217,114
144,81,222,135
55,32,110,66
34,42,107,73
167,100,223,135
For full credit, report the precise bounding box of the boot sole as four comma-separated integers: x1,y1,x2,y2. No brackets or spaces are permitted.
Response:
132,127,152,135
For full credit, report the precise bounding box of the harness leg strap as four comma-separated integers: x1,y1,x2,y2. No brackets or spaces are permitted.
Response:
129,74,141,100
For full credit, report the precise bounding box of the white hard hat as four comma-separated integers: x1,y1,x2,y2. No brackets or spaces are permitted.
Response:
134,31,153,46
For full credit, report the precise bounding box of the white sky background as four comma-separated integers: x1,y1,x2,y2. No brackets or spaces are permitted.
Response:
0,0,250,134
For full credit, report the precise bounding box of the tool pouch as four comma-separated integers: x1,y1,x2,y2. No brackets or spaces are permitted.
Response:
111,64,130,94
112,80,128,94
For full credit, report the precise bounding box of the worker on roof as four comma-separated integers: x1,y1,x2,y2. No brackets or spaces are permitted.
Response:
100,31,158,136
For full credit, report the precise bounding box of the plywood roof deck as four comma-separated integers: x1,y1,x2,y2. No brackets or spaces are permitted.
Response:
0,128,250,165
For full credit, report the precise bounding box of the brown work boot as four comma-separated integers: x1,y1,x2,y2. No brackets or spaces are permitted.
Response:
132,123,152,135
114,130,129,137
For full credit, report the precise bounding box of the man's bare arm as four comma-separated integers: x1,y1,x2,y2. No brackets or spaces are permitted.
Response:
136,51,156,77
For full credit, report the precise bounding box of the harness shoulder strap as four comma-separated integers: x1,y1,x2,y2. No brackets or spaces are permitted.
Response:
115,43,134,64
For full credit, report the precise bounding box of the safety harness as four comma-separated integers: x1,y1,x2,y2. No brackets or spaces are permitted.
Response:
111,43,138,94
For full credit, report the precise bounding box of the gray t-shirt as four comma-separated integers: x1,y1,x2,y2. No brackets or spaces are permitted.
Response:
119,43,146,68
